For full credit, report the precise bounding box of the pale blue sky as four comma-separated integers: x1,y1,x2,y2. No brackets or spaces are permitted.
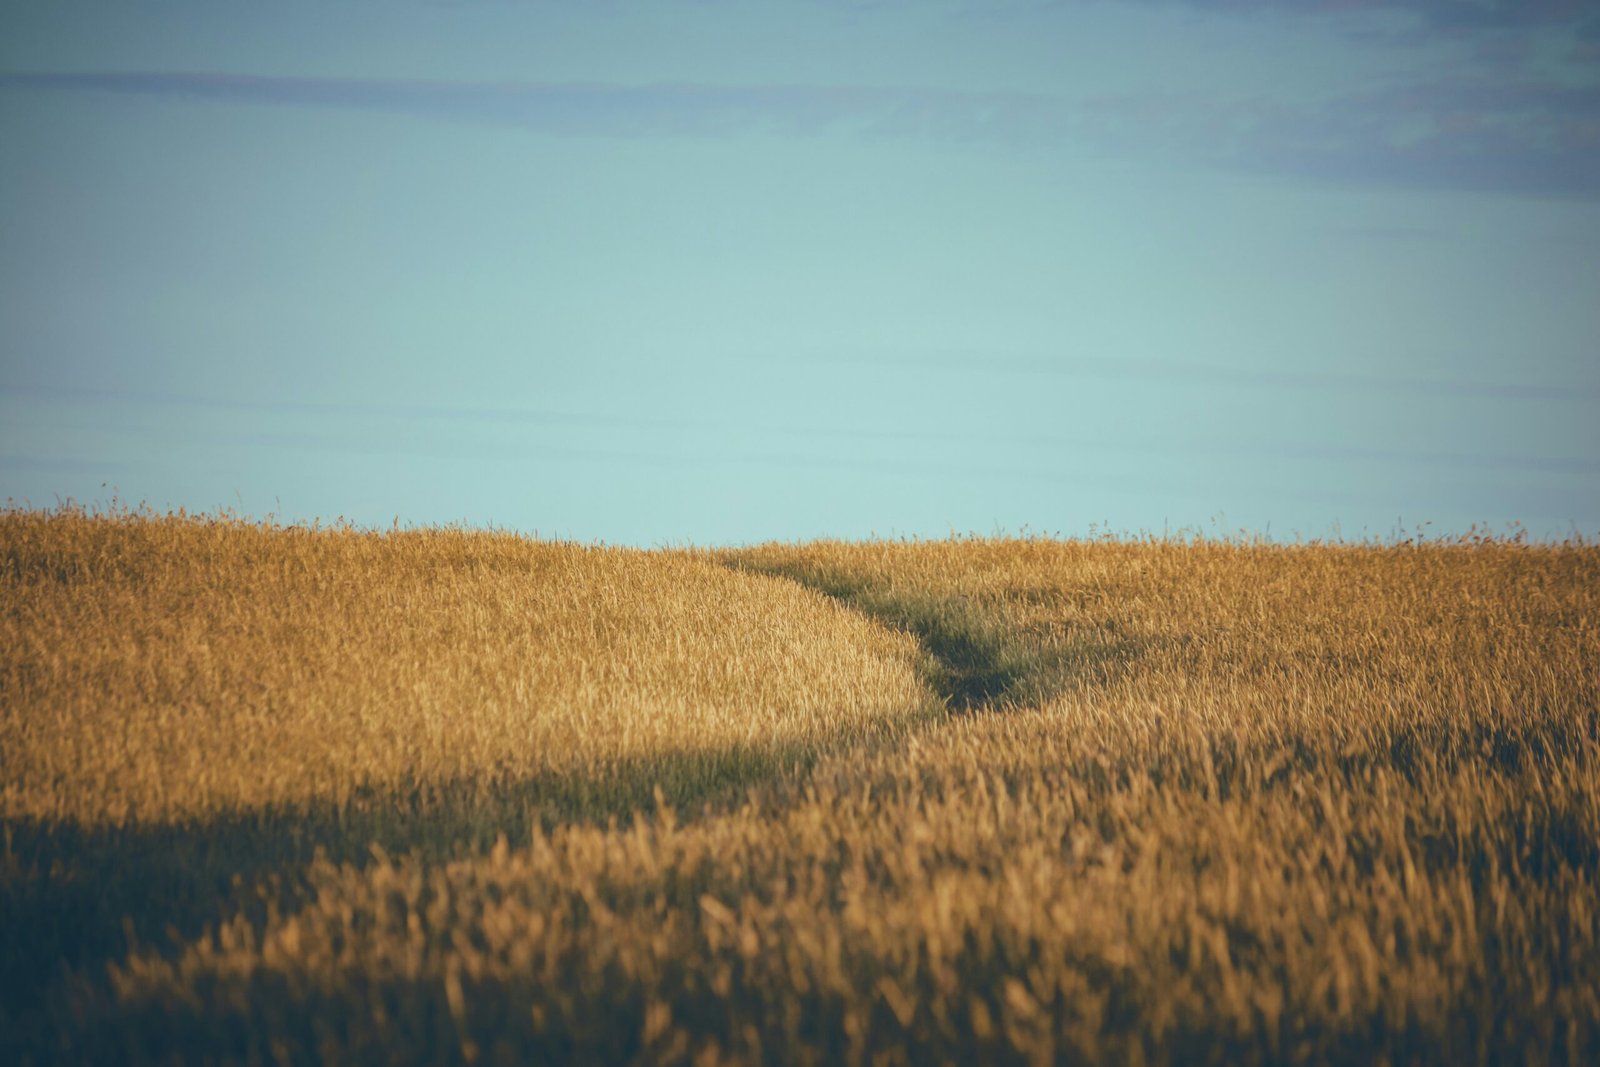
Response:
2,0,1597,543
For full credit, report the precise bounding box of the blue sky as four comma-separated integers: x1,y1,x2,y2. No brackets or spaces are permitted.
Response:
2,0,1597,544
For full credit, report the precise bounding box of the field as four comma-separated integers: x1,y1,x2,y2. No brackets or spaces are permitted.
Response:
3,506,1598,1064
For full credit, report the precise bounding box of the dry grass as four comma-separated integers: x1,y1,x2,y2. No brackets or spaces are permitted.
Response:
1,507,936,827
3,509,1598,1064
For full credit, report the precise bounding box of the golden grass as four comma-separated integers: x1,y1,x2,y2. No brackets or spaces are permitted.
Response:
1,508,936,827
4,509,1598,1064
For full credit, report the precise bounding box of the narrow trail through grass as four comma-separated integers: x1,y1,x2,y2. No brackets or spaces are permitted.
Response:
731,562,1024,710
720,550,1080,715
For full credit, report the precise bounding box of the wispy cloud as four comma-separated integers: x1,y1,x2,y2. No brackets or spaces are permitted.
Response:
7,383,1596,479
4,63,1596,198
0,71,1069,143
1081,0,1600,195
1129,0,1590,34
832,352,1600,404
1076,78,1600,198
1241,81,1600,198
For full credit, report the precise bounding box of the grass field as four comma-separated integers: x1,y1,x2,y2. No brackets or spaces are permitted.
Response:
3,506,1597,1064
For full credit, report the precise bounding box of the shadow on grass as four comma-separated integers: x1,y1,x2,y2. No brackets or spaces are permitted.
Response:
0,742,824,1060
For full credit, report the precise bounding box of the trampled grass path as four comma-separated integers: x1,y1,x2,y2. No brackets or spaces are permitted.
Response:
720,556,1034,713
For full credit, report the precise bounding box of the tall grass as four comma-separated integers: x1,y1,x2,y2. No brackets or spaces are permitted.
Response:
2,507,938,828
1,505,938,1059
3,508,1597,1063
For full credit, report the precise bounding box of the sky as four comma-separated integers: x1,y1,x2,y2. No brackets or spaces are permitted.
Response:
1,0,1597,545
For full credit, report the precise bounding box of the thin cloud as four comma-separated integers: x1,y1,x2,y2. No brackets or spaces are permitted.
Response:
6,67,1595,199
0,382,695,434
1077,0,1600,196
7,382,1596,479
1326,223,1446,242
0,71,1071,144
830,352,1600,404
1130,0,1589,34
1078,78,1600,199
1243,81,1600,199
